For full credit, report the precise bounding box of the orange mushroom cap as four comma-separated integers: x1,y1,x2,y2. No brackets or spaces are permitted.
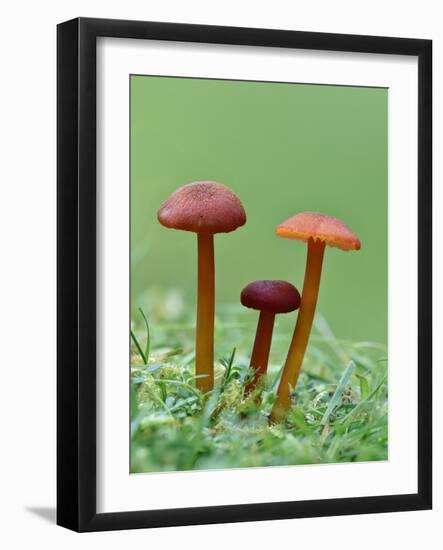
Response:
276,212,361,251
241,280,301,314
157,181,246,234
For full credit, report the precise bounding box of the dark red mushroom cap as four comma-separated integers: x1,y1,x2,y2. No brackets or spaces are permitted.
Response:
157,181,246,234
241,280,301,314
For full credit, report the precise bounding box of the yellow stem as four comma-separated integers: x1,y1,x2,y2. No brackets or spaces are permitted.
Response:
246,311,275,393
271,239,325,422
196,233,215,392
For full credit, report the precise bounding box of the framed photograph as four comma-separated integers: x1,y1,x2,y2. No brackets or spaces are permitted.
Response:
57,17,432,532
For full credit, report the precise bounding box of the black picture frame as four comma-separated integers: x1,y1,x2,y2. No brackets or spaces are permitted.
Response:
57,17,432,532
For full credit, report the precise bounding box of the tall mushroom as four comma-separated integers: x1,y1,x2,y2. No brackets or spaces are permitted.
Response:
157,181,246,393
271,212,361,422
241,280,300,393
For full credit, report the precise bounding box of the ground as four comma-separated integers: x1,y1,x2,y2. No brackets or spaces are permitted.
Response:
130,299,388,473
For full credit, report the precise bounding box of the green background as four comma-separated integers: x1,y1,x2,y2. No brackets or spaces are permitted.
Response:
131,76,387,344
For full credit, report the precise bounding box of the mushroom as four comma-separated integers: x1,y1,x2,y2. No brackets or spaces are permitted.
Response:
157,181,246,393
241,280,301,393
270,212,361,422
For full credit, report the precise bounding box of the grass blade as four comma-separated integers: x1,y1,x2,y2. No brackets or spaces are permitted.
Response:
130,329,147,364
270,363,285,391
155,378,202,398
221,347,236,390
138,307,151,363
321,360,355,425
340,375,387,425
356,373,369,399
314,314,349,364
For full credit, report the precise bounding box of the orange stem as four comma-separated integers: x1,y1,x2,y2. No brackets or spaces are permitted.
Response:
245,311,275,393
271,239,325,422
195,233,215,392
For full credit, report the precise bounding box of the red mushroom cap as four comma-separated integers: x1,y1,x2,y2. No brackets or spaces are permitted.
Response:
276,212,361,251
241,280,301,314
157,181,246,234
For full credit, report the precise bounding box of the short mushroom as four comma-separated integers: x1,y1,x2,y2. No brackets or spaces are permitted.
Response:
241,280,301,393
157,181,246,393
271,212,361,422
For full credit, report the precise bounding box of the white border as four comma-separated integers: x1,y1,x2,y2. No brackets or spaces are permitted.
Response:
97,38,418,513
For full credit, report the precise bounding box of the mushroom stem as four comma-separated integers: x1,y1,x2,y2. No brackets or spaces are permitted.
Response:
271,238,325,422
246,311,275,393
196,233,215,392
